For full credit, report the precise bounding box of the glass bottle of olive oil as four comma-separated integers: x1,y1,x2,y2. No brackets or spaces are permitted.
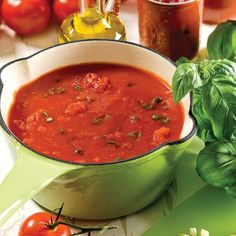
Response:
58,0,126,43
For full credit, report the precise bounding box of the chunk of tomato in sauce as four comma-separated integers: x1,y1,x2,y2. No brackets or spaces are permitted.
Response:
82,73,110,93
152,127,171,146
64,101,87,116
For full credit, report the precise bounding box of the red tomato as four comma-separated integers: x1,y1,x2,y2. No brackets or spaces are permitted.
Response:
18,212,71,236
53,0,79,24
0,0,2,24
1,0,51,35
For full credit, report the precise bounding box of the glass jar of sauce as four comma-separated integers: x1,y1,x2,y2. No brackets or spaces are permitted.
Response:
203,0,236,24
137,0,203,61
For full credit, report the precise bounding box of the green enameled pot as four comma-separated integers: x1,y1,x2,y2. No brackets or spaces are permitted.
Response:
0,40,197,227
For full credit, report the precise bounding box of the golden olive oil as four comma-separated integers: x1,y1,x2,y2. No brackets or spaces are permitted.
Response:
58,8,126,43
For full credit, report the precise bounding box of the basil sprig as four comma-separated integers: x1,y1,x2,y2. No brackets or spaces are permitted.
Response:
172,59,236,197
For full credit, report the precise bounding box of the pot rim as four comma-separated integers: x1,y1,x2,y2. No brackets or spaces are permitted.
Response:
0,39,197,166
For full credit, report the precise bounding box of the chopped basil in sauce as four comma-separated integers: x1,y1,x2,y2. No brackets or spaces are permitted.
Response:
128,131,143,138
127,81,135,87
106,140,120,147
139,96,163,110
74,85,82,91
160,117,171,124
44,87,66,98
152,114,170,124
152,114,160,120
91,114,111,125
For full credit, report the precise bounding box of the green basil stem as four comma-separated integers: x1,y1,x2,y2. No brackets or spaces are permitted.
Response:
51,221,118,235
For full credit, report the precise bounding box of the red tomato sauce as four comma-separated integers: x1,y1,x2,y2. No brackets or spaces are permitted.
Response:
137,0,203,61
203,0,236,24
8,63,184,163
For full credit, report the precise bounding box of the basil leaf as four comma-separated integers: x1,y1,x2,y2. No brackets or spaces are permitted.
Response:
201,74,236,140
223,23,236,60
197,59,236,82
207,21,228,59
175,57,190,66
211,59,236,76
192,89,216,142
207,20,236,61
172,63,202,103
197,141,236,188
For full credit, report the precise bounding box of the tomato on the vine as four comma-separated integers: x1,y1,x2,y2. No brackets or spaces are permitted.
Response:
18,212,71,236
1,0,52,35
18,204,117,236
53,0,79,24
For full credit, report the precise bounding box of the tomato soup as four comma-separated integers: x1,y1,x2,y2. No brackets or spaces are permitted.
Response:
8,63,184,163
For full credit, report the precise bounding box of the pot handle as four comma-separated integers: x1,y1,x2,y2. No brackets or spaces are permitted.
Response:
0,148,78,227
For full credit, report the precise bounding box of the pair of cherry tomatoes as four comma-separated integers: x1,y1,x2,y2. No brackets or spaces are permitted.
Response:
0,0,78,35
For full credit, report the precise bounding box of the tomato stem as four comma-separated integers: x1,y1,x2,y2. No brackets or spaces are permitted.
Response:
48,203,118,234
52,221,118,234
55,203,64,222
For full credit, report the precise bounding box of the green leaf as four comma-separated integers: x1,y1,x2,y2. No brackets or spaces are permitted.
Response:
172,63,202,103
207,22,228,59
192,90,216,142
207,20,236,60
222,23,236,59
175,57,190,66
197,58,236,78
201,74,236,140
232,31,236,61
197,141,236,188
196,129,216,143
211,59,236,76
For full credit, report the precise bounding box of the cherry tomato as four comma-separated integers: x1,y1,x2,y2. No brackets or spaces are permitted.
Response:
18,212,71,236
53,0,79,24
1,0,52,35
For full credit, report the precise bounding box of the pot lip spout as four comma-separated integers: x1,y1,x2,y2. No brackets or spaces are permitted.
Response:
0,39,197,167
